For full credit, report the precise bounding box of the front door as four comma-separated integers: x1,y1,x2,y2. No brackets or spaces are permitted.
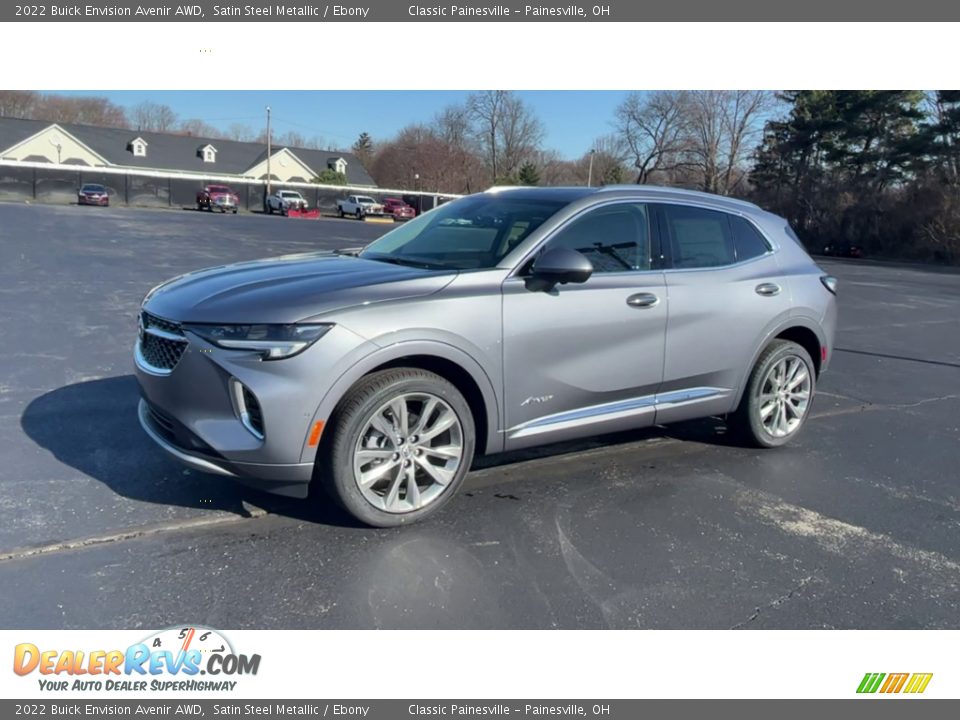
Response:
501,202,667,450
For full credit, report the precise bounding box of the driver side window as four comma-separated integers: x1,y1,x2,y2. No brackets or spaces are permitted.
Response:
544,203,652,273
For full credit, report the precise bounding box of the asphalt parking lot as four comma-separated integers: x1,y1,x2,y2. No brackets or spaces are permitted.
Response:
1,201,958,629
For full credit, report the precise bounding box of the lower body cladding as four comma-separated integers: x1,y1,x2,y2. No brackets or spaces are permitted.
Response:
134,323,371,498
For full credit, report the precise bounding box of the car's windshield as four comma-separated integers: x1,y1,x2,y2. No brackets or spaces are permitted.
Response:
357,196,376,203
82,184,104,192
359,194,567,270
281,192,302,198
209,186,231,193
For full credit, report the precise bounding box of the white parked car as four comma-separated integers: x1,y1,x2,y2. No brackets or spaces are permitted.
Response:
266,190,308,215
337,195,384,219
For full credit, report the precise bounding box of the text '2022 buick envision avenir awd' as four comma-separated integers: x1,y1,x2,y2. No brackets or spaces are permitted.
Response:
135,185,837,526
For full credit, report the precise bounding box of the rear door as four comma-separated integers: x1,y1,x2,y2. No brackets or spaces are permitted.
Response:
655,203,792,423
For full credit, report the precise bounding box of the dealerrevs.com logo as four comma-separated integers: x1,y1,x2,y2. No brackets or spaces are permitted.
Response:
13,626,261,692
857,673,933,695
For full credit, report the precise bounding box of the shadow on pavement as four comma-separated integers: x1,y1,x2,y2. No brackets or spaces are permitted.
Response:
19,375,362,529
20,376,746,532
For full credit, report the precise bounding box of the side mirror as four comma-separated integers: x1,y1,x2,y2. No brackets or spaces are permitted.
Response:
528,247,593,290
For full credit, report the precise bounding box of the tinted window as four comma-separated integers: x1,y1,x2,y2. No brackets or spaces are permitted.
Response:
730,215,771,261
360,195,566,270
544,203,651,273
662,205,735,269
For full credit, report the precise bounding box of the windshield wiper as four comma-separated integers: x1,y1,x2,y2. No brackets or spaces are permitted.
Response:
362,254,449,270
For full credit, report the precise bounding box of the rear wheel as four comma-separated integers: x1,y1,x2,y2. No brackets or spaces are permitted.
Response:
319,368,475,527
729,340,816,448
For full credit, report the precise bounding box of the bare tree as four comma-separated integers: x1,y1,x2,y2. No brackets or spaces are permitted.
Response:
467,90,544,183
615,91,690,184
132,101,177,132
226,123,255,142
33,95,128,128
178,118,220,138
0,90,39,119
686,90,771,195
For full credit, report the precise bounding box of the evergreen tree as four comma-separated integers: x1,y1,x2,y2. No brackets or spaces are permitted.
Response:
517,162,540,186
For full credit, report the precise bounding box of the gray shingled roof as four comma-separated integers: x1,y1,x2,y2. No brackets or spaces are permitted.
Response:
0,116,377,187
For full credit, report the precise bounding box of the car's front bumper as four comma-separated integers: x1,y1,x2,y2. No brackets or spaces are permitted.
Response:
134,320,372,499
137,398,314,497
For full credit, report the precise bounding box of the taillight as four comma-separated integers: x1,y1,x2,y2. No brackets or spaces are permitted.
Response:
820,275,838,295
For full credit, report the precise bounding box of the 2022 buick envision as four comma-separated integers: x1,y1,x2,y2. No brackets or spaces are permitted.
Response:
135,186,837,526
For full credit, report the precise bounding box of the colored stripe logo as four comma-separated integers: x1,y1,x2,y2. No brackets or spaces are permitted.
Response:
857,672,933,694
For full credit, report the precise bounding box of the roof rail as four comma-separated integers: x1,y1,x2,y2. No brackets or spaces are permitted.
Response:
484,185,528,193
593,184,760,209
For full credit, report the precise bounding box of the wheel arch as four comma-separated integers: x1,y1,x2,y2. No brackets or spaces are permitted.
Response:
732,318,827,408
299,341,501,465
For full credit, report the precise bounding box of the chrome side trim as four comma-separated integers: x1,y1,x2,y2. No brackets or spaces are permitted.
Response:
655,386,726,407
506,386,728,439
137,399,237,477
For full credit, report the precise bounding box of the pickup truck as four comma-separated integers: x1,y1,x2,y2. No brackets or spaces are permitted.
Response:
266,190,308,215
382,197,416,220
197,184,239,213
337,195,384,219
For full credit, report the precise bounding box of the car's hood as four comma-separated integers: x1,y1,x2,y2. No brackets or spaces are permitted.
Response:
143,253,456,324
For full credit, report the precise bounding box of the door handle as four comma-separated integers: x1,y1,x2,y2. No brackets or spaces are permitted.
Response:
626,292,659,308
755,283,781,297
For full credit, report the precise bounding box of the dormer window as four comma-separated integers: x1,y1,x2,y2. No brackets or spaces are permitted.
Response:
129,137,148,157
328,157,347,175
199,144,217,163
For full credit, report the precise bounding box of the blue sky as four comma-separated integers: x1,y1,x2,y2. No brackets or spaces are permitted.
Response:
54,90,628,158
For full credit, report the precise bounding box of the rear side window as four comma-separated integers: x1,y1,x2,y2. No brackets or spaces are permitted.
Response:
661,205,735,269
730,215,771,261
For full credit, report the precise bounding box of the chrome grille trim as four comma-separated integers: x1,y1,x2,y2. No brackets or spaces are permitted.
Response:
136,311,188,375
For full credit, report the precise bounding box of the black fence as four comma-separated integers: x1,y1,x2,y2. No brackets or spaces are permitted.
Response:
0,164,452,213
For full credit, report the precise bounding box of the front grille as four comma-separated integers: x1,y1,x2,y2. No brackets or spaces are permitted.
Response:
242,386,264,436
139,311,187,372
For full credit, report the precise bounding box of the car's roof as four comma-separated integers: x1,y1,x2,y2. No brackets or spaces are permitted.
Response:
483,185,761,214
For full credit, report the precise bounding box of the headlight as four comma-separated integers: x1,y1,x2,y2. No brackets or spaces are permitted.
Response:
183,323,333,360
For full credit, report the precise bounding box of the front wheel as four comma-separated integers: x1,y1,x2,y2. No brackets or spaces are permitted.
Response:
319,368,476,527
729,340,816,448
355,209,363,220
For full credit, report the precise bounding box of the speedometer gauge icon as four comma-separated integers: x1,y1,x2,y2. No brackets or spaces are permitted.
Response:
140,625,235,658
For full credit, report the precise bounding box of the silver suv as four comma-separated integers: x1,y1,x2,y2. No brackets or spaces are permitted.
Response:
135,186,837,526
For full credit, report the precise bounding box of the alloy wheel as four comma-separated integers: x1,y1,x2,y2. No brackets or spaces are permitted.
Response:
352,392,464,514
758,355,811,438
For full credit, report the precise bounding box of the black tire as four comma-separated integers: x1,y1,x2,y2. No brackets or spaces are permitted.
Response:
338,208,344,218
267,203,273,215
729,339,816,448
355,209,363,220
232,209,238,214
318,368,476,527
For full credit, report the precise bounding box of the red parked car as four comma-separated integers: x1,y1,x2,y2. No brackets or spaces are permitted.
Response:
197,184,239,213
78,183,109,206
382,197,416,220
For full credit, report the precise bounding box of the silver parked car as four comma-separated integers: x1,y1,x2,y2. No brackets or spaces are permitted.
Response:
135,186,837,526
